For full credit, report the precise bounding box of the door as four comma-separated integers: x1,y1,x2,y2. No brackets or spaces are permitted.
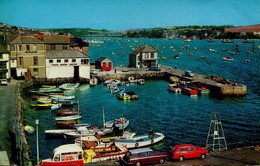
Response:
102,62,106,68
108,62,112,70
74,66,79,82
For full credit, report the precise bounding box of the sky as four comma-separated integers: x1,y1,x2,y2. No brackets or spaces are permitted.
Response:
0,0,259,30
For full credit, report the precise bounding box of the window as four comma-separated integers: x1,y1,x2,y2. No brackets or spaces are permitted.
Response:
131,154,138,158
139,152,147,157
54,155,60,162
148,151,154,156
63,45,68,50
33,68,38,73
145,53,148,59
10,45,15,51
51,45,56,50
151,53,154,58
188,147,195,151
81,59,87,64
0,54,2,59
26,45,30,51
64,59,69,63
181,148,187,152
18,57,23,66
33,56,38,65
49,60,53,63
138,55,140,61
57,59,61,63
19,45,22,51
72,59,76,62
33,45,37,51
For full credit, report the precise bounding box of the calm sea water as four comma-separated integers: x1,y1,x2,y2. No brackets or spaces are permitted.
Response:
24,38,260,163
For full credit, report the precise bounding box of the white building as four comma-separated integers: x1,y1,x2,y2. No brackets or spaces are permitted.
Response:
0,44,11,81
46,50,90,79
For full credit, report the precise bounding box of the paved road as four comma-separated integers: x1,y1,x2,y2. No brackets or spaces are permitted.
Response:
0,79,17,159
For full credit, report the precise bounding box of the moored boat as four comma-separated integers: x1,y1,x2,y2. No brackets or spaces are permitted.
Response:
30,103,55,110
51,104,62,111
24,125,34,134
125,91,139,100
56,120,79,128
50,95,75,100
55,101,74,107
37,98,53,104
169,76,179,83
223,57,234,61
64,126,113,138
116,93,131,100
168,84,181,93
137,79,145,85
181,87,198,95
45,129,76,136
128,77,136,83
59,83,80,90
105,118,130,130
56,109,81,116
90,78,98,87
55,115,82,121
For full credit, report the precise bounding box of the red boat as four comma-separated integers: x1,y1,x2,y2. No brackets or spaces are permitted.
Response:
56,120,78,128
56,109,81,116
56,102,74,107
181,87,198,95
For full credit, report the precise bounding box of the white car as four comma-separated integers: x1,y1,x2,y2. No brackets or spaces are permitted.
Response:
0,79,8,86
185,71,194,77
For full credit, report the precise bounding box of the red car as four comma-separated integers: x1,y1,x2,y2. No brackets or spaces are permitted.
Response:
168,144,208,162
120,148,168,166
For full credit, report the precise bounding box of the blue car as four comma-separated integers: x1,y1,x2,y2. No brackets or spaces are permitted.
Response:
148,67,161,71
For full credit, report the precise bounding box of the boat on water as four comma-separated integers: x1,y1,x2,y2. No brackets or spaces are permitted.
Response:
137,79,145,85
54,100,78,105
114,132,165,149
30,103,55,110
24,125,34,134
222,39,234,43
59,83,80,90
84,39,104,44
51,104,62,111
41,85,56,89
56,120,79,128
209,48,216,52
128,77,136,83
50,95,75,100
222,49,228,51
188,82,210,95
105,118,130,130
45,129,76,136
90,78,98,87
37,98,53,104
116,93,131,100
56,109,81,116
55,101,74,107
242,39,254,43
187,52,194,55
174,54,179,58
162,57,167,60
64,126,113,138
181,87,198,95
55,115,81,121
125,91,139,100
168,84,182,93
39,88,63,93
185,39,191,42
169,76,179,83
223,57,234,61
201,56,206,59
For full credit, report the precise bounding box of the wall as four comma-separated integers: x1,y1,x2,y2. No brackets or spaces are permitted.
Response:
46,65,90,79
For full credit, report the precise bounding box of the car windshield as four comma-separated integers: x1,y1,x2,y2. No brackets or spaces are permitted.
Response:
171,147,176,152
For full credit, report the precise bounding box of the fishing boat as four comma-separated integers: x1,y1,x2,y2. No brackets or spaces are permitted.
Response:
125,91,139,100
181,87,198,95
56,120,79,128
116,93,131,100
30,103,55,110
24,125,34,134
169,76,179,83
114,132,165,149
105,118,130,130
168,84,181,93
37,98,53,104
223,57,234,61
51,104,62,111
188,82,210,95
55,115,81,121
137,79,145,85
90,78,98,87
56,109,81,116
64,126,113,138
59,83,80,90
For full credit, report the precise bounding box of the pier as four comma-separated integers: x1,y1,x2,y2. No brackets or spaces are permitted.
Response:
92,65,247,96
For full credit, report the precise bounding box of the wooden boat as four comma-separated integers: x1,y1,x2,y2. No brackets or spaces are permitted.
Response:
168,84,181,93
64,126,113,138
201,56,206,59
223,57,234,61
59,83,80,90
50,95,75,100
116,93,131,100
37,98,53,104
55,100,78,105
187,52,194,55
188,83,210,95
51,104,62,111
128,77,136,83
55,102,74,107
41,85,56,89
39,88,63,93
222,49,228,51
169,76,179,83
174,54,179,58
30,103,55,109
24,125,34,134
125,91,139,100
90,78,98,87
56,120,78,128
114,132,165,149
181,87,198,95
162,57,167,60
56,109,81,116
137,79,145,85
105,118,130,130
55,115,81,121
45,129,76,136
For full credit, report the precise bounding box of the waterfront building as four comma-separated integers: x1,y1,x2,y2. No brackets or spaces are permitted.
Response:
95,57,112,71
129,45,158,68
43,35,70,51
0,44,11,81
7,35,46,78
69,37,89,56
46,50,90,79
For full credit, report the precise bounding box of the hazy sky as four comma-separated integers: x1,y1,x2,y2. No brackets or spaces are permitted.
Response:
0,0,259,30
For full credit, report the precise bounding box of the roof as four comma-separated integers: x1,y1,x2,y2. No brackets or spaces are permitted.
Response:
95,57,111,62
130,45,157,56
0,44,9,54
46,50,90,59
53,144,83,155
129,148,153,154
9,35,44,44
43,35,70,44
174,144,194,148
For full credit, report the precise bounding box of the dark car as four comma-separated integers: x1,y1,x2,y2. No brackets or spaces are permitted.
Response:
148,67,161,71
120,148,168,166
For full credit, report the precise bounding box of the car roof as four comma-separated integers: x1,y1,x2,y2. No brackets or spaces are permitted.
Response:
129,148,153,154
174,144,194,148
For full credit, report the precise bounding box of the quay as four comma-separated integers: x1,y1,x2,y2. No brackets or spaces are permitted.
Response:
92,65,247,96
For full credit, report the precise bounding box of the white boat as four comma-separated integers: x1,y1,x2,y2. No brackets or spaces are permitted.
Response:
51,104,62,111
90,78,98,87
45,129,76,136
137,79,145,85
24,125,34,134
128,77,136,83
37,98,53,104
168,84,182,93
105,118,130,130
59,83,80,90
55,115,81,121
114,132,165,149
84,39,104,44
50,95,75,100
64,126,113,138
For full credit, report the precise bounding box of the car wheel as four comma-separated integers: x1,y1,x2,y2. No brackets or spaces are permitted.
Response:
136,162,141,166
178,156,184,162
159,158,165,164
201,153,206,159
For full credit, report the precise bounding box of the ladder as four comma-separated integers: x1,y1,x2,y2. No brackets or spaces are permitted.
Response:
205,112,228,151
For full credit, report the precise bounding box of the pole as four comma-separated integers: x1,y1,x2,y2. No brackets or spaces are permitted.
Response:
36,119,39,165
122,114,124,135
102,107,105,128
78,100,80,128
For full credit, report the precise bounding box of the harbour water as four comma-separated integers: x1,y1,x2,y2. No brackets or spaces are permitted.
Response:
23,38,260,163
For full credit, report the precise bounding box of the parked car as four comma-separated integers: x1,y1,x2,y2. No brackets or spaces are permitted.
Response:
148,67,162,71
184,71,194,77
0,79,7,86
168,144,208,162
120,148,168,166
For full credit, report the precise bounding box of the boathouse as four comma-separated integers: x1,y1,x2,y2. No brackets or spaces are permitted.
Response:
129,45,158,68
46,50,90,79
95,57,112,71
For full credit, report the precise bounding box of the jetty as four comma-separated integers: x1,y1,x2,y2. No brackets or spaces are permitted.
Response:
91,65,247,96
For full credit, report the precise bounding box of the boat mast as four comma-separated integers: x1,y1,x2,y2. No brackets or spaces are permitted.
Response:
122,114,124,135
102,106,105,128
78,100,80,128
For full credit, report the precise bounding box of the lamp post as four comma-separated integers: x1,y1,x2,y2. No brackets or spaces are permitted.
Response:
35,119,39,165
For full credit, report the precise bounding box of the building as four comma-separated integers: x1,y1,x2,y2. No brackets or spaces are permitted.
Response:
7,35,46,78
0,44,11,81
225,25,260,35
43,35,70,51
95,57,113,71
129,45,158,68
70,37,89,56
46,50,90,79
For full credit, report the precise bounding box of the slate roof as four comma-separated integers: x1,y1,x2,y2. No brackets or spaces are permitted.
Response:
95,57,111,62
0,44,9,54
9,35,44,44
43,35,70,44
130,45,157,56
46,50,89,59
